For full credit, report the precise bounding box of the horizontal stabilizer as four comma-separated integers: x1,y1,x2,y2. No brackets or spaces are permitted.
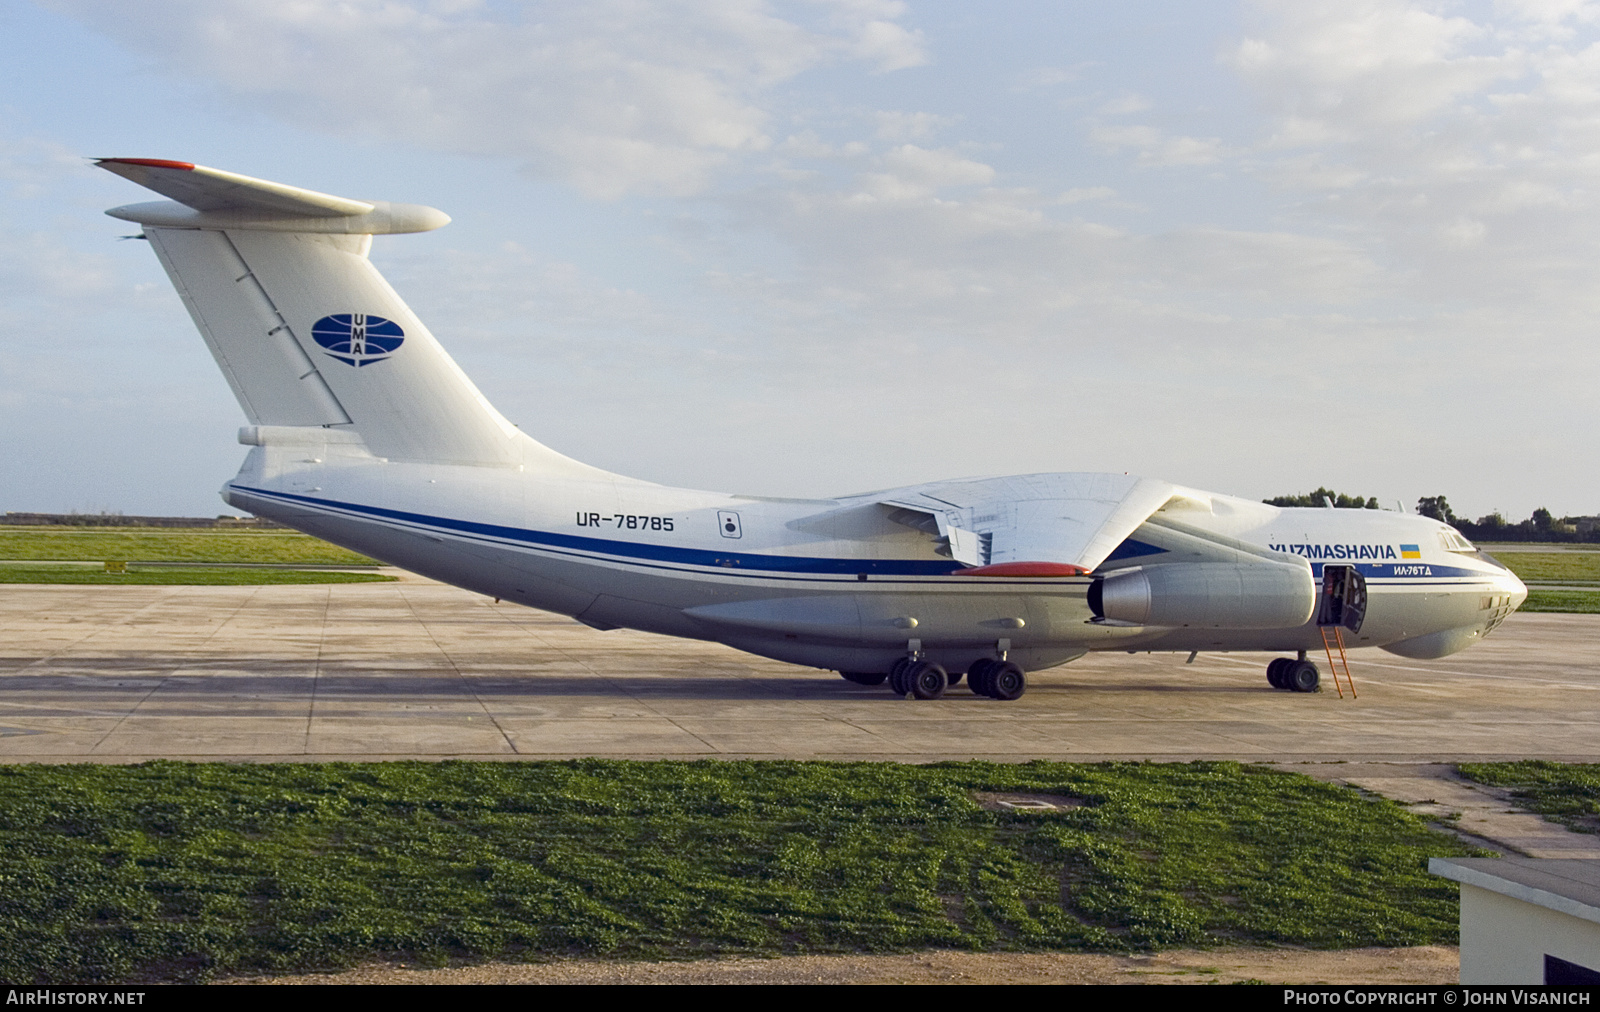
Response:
97,158,448,234
96,158,372,217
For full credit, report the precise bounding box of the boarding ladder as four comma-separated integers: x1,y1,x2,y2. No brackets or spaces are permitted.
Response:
1318,625,1356,699
1317,565,1365,700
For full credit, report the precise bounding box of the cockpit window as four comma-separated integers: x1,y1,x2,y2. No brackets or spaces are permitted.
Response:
1438,530,1476,553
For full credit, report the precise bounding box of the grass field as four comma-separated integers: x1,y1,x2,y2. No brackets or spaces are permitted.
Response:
1457,762,1600,836
0,528,385,585
0,528,375,566
3,529,1593,607
0,565,394,586
1446,551,1600,612
1520,589,1600,614
0,760,1478,984
1490,552,1600,586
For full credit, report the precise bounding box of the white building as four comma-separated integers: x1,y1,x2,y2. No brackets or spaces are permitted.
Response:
1430,857,1600,985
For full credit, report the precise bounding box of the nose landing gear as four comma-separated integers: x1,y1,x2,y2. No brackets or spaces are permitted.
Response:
1265,564,1366,696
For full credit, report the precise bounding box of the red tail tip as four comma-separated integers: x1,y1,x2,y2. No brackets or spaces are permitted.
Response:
96,158,196,171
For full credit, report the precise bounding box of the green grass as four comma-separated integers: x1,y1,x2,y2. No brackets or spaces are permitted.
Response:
0,528,376,566
0,565,394,586
0,760,1479,983
1519,589,1600,613
0,528,386,585
1491,552,1600,586
1456,762,1600,836
1474,552,1600,611
1479,542,1600,550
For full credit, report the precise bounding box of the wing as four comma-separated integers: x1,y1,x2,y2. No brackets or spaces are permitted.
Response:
876,472,1177,574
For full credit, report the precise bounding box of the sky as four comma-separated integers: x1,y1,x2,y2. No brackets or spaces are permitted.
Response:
2,0,1598,522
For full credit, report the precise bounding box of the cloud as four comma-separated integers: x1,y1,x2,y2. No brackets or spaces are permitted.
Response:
0,137,139,309
831,1,928,71
0,128,245,515
1088,124,1232,166
857,144,996,199
1010,65,1086,91
1097,93,1151,116
1230,0,1600,312
0,135,86,200
715,176,1385,366
1055,186,1116,204
20,2,1600,515
873,109,958,141
44,0,927,199
1232,1,1516,133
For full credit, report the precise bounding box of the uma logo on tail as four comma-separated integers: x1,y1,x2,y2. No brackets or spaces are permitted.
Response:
312,313,405,367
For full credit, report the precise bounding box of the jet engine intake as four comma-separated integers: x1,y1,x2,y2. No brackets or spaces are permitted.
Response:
1091,561,1315,629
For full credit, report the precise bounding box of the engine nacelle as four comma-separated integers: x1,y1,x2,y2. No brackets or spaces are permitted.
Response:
1091,561,1315,629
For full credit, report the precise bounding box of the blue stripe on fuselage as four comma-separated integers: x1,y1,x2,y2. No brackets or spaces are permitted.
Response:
234,485,959,576
1312,561,1487,580
236,485,1173,579
237,486,1488,583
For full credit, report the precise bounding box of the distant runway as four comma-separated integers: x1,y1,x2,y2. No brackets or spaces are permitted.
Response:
1,578,1596,763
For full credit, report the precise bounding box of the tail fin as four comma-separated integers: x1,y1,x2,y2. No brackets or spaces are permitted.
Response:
99,158,602,475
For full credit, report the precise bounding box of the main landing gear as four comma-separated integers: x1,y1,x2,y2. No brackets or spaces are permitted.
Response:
967,658,1026,700
886,658,949,699
847,649,1026,701
1266,655,1320,693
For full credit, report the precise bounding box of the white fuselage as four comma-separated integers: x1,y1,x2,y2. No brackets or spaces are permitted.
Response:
225,443,1528,676
93,156,1526,684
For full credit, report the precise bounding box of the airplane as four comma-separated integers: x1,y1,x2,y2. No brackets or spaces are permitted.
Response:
95,158,1529,700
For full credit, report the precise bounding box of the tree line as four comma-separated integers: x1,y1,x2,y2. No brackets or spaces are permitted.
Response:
1263,489,1599,543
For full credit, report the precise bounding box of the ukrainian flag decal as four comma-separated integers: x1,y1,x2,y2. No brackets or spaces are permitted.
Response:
1400,544,1421,559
